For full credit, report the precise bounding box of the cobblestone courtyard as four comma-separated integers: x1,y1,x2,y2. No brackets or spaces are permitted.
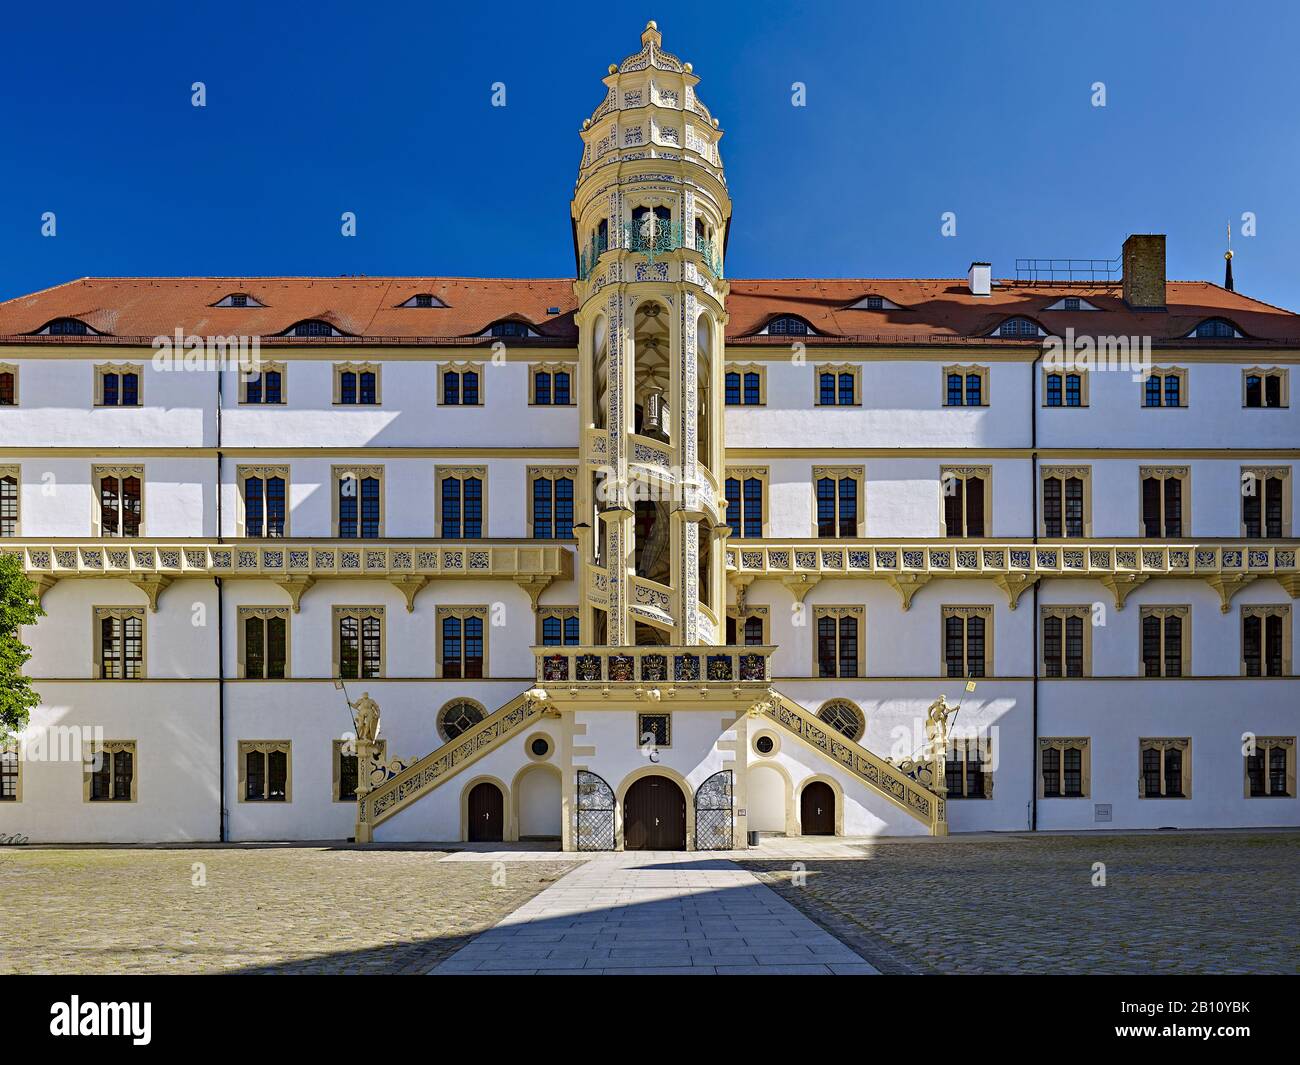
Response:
0,846,578,974
1,832,1296,975
743,830,1300,974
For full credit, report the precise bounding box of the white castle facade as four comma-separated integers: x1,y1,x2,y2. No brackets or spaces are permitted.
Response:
1,23,1297,847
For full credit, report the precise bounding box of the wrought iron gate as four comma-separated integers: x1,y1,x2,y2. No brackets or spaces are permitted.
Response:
695,769,734,850
575,770,616,851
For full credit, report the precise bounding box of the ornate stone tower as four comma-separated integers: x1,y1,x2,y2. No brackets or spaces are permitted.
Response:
572,21,731,648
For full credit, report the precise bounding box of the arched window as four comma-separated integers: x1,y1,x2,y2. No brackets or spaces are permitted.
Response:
437,699,487,742
46,318,91,336
767,315,810,336
290,320,336,337
995,317,1039,337
817,699,865,742
490,320,530,338
1193,318,1238,339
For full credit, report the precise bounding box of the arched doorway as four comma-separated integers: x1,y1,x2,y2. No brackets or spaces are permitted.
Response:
800,781,835,836
515,765,562,841
623,774,686,850
467,781,504,842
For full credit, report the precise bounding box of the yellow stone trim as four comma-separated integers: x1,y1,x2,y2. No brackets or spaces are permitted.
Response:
438,361,484,406
82,739,137,803
1138,737,1192,798
941,604,993,678
1243,736,1295,798
93,363,143,406
813,363,861,406
1041,366,1090,407
238,360,287,404
942,364,989,406
1040,465,1093,538
331,361,381,405
91,606,147,679
436,605,490,679
1139,605,1192,677
1038,737,1091,798
237,740,293,802
1242,366,1289,408
1141,365,1188,407
236,464,290,538
236,605,291,679
811,465,865,538
529,362,576,406
1240,604,1292,675
331,464,385,538
331,605,385,680
1039,604,1094,677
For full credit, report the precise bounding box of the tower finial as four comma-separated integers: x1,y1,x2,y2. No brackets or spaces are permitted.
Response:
1224,222,1235,291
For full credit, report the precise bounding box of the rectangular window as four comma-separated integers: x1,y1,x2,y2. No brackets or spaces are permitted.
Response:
724,367,764,406
724,470,766,538
540,609,580,646
1,747,20,801
96,468,143,537
946,737,992,799
941,468,989,538
814,468,862,538
814,365,859,406
335,608,383,679
532,366,573,405
1141,608,1188,677
336,468,382,539
240,742,290,802
1242,469,1288,538
96,365,142,407
441,472,485,538
442,367,482,405
814,608,862,677
1042,468,1088,538
531,472,574,539
1139,740,1190,798
335,364,380,405
87,743,136,802
1142,369,1186,408
1042,608,1088,677
1245,738,1295,798
96,609,145,679
1244,369,1287,408
0,367,16,406
240,467,288,537
1242,607,1289,677
943,607,991,678
242,365,285,405
241,608,289,679
0,469,18,536
440,609,486,678
1140,468,1188,538
1039,739,1090,798
943,366,988,407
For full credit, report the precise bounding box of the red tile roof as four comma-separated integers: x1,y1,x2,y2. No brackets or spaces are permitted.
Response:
2,276,1296,347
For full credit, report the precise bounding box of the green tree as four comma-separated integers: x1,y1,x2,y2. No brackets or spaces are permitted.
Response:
0,553,43,741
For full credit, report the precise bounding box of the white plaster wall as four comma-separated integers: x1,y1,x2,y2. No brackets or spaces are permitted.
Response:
725,360,1030,449
0,683,218,843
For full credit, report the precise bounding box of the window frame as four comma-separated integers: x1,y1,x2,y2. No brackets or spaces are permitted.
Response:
724,363,767,407
332,606,385,680
333,737,386,802
1240,605,1291,677
529,362,576,406
816,698,865,742
331,361,381,406
811,465,865,538
1241,367,1289,409
940,465,992,538
812,363,861,407
1139,606,1191,678
726,607,769,647
331,464,385,539
945,735,994,799
1138,466,1190,538
527,466,576,540
942,364,989,407
1239,466,1291,538
94,363,143,407
436,465,488,539
0,744,21,803
439,362,484,406
723,466,769,539
1040,465,1092,538
941,605,994,678
83,740,138,802
1243,736,1296,798
1040,605,1092,677
1139,366,1188,408
1038,737,1090,799
437,605,489,679
92,606,147,680
812,605,865,678
237,606,292,679
436,697,490,742
236,464,290,538
0,363,18,407
0,465,20,537
238,740,292,802
238,360,287,405
537,606,581,647
1138,738,1191,799
1041,367,1089,407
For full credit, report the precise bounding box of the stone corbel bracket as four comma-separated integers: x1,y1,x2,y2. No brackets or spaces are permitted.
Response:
130,574,172,613
389,576,429,613
993,573,1040,610
1204,573,1257,614
275,576,315,613
1099,573,1148,611
781,573,821,603
885,573,930,611
514,575,554,610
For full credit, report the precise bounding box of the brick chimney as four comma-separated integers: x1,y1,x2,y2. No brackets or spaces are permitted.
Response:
1122,234,1166,310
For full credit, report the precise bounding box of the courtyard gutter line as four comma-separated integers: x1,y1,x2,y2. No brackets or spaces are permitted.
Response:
1029,345,1041,833
216,366,227,842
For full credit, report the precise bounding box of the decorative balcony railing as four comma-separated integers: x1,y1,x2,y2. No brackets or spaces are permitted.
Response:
5,541,573,612
623,218,685,263
726,540,1299,612
577,233,609,281
533,643,775,688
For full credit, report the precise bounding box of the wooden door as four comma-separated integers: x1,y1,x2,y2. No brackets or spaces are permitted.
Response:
623,776,686,850
468,782,504,842
801,781,835,836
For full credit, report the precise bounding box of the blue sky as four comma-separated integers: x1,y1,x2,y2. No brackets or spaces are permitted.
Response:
3,0,1297,307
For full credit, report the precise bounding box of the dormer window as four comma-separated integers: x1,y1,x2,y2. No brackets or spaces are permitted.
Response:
286,320,342,338
993,317,1042,338
37,317,94,336
213,293,264,308
1063,298,1079,311
848,293,903,312
866,295,883,310
489,320,532,338
1191,318,1241,339
398,293,447,309
1043,296,1100,312
765,316,812,337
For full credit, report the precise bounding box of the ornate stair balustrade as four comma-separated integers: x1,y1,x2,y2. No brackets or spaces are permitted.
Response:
534,643,774,688
358,690,550,836
753,691,947,836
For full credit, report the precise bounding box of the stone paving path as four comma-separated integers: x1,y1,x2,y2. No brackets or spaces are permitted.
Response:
430,851,877,975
